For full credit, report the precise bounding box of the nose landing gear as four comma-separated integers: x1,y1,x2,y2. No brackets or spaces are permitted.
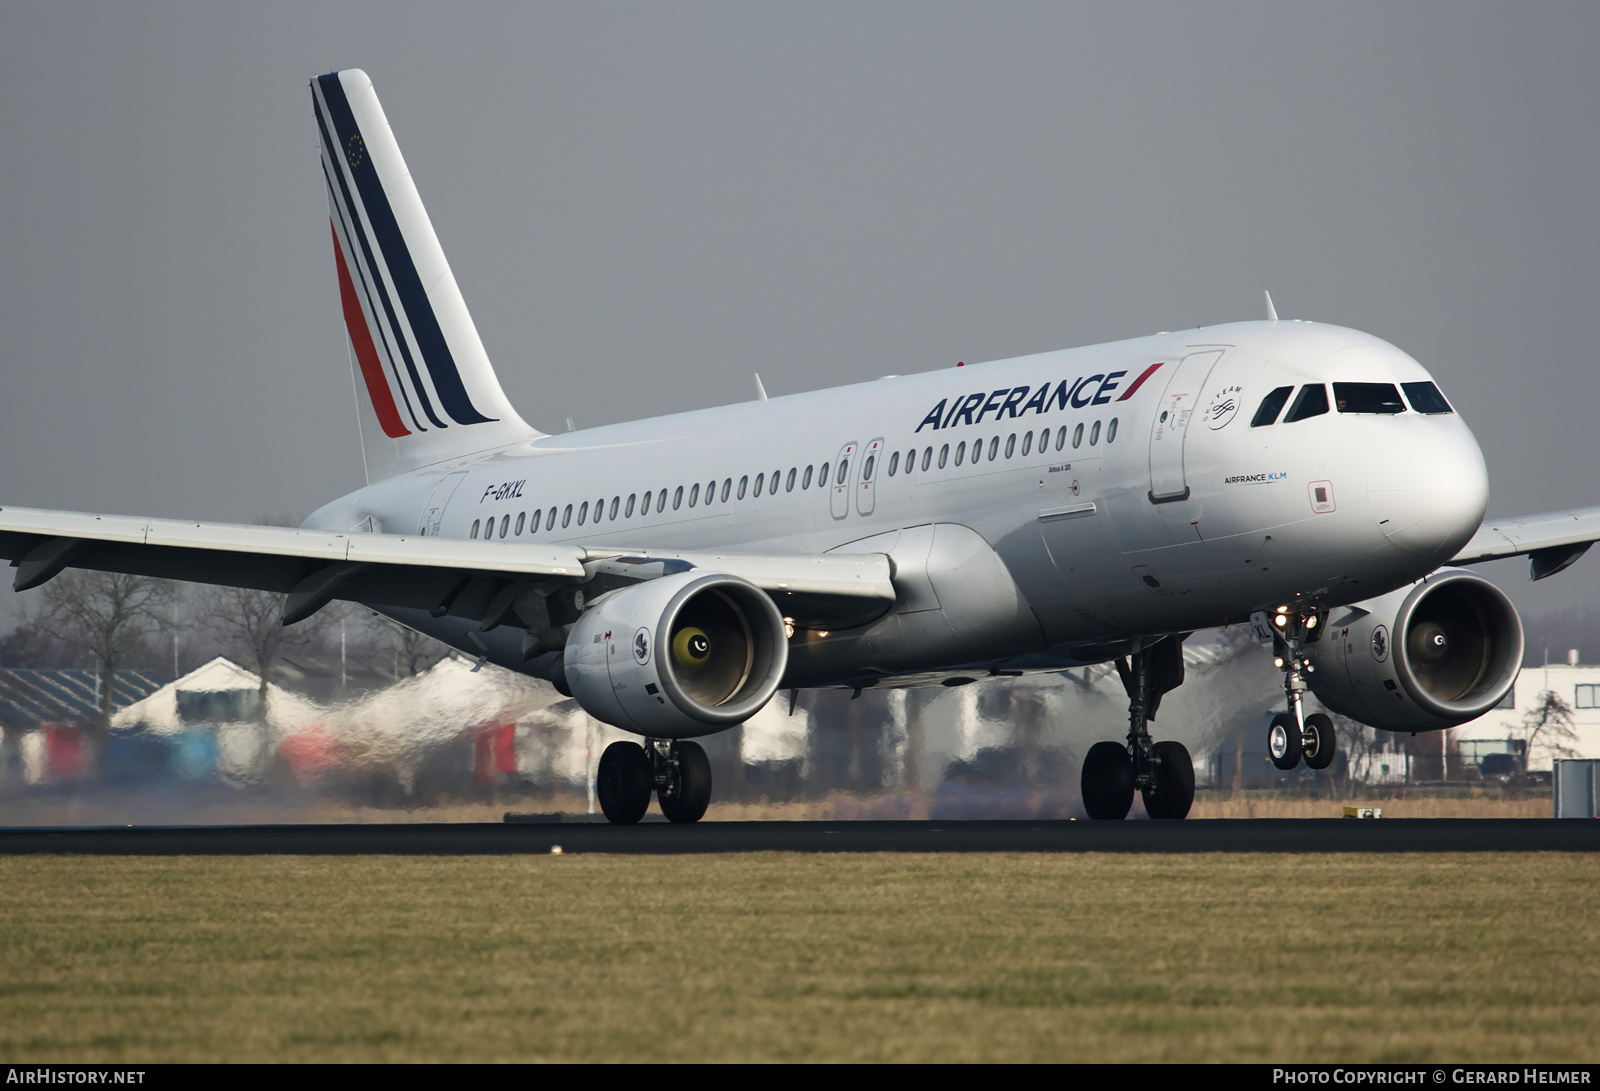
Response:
1080,635,1195,820
1267,610,1338,772
596,739,713,824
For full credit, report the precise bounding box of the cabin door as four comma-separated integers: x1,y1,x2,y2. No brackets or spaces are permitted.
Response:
1147,350,1223,502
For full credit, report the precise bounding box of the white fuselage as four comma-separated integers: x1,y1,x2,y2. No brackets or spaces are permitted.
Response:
305,319,1489,688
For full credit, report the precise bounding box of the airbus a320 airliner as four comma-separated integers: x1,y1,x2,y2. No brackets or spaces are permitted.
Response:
4,70,1596,822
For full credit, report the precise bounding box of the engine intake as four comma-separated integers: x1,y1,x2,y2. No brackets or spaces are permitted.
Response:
564,570,789,737
1304,568,1523,732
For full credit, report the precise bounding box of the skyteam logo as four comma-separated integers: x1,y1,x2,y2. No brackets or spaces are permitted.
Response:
633,627,651,665
1205,385,1243,430
913,362,1166,432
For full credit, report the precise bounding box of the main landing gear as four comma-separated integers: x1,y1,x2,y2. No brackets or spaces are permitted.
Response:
1081,635,1195,820
1267,609,1337,772
596,739,713,824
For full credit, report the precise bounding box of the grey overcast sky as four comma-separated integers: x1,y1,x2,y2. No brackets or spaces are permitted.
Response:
2,2,1598,624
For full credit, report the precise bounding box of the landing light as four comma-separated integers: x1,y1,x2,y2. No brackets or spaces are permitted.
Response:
783,616,796,639
1274,657,1285,668
1274,614,1288,628
1305,615,1318,629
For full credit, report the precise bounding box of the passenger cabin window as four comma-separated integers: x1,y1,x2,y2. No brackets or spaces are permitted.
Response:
722,478,732,502
673,486,683,510
1089,421,1101,445
1402,381,1454,415
578,501,588,525
888,452,900,476
1283,384,1329,422
1021,431,1033,456
1333,382,1405,414
1072,422,1084,448
938,445,949,468
801,467,813,490
689,483,699,507
922,448,933,471
610,497,620,520
1005,434,1016,458
738,476,749,500
1056,425,1068,451
836,460,849,484
657,489,668,513
515,512,525,535
1251,386,1294,427
1107,418,1119,443
470,519,480,539
546,507,557,531
862,454,875,480
500,514,510,537
954,442,965,466
625,494,636,518
817,463,829,488
786,468,797,491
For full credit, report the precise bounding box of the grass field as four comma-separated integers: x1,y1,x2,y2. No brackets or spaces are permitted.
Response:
2,853,1597,1062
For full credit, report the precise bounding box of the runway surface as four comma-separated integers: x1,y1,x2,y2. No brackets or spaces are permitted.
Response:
1,818,1597,854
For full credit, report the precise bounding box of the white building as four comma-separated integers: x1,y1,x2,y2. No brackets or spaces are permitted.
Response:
1454,652,1600,771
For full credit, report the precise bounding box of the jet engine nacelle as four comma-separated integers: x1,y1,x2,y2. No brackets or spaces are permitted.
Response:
564,570,789,738
1303,568,1523,732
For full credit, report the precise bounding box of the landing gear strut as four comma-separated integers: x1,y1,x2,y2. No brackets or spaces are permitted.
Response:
595,739,713,825
1267,610,1338,772
1081,635,1195,820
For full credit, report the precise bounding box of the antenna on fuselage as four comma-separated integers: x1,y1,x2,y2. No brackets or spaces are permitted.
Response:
754,374,769,403
1264,290,1279,323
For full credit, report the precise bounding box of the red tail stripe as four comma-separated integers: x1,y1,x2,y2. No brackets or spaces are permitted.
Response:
331,222,410,438
1116,361,1165,402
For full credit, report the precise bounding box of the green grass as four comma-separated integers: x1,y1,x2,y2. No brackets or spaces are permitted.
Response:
1,854,1596,1062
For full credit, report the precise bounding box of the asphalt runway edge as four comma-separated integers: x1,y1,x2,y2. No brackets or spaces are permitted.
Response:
1,818,1598,855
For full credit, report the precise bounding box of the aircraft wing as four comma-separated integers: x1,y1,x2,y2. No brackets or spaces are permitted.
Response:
0,506,894,630
1449,504,1600,580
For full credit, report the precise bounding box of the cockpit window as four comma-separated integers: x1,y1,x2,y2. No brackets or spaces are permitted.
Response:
1333,382,1405,414
1283,384,1329,423
1251,386,1294,427
1402,381,1454,415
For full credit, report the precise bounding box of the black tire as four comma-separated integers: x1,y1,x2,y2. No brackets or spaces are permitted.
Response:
1142,740,1195,819
1302,713,1337,771
658,741,713,824
1268,713,1303,770
1081,741,1135,820
596,741,653,824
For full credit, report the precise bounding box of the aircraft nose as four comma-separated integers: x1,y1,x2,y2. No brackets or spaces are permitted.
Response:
1366,424,1488,560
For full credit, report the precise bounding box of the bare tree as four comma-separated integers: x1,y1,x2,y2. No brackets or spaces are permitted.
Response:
1516,690,1580,772
34,570,178,728
193,584,323,707
361,612,447,678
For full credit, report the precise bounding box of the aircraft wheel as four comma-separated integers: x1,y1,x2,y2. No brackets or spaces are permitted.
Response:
597,741,653,824
1268,713,1303,771
658,741,712,824
1142,740,1195,819
1081,741,1135,820
1302,713,1337,771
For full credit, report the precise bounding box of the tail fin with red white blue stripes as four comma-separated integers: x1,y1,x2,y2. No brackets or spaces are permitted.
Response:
312,69,540,482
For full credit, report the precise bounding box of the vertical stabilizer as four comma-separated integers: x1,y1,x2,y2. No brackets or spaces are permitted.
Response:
312,69,541,482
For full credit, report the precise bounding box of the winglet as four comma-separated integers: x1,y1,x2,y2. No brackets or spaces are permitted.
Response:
1264,290,1279,323
754,374,769,403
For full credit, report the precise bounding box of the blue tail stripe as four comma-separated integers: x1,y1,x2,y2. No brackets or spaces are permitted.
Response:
313,89,444,430
321,159,427,433
316,73,496,427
